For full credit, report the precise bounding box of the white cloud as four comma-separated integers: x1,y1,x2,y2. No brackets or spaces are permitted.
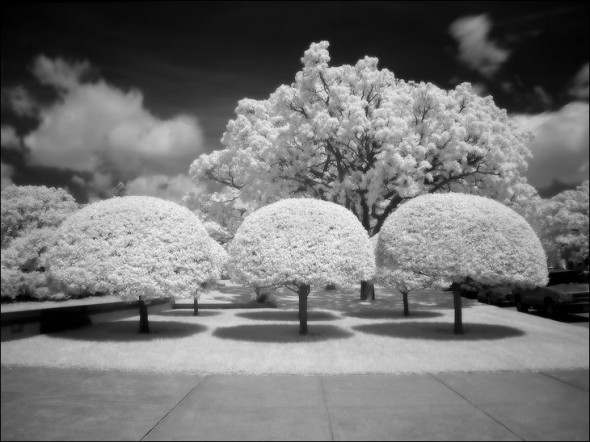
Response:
512,102,589,188
1,160,14,189
568,62,589,100
449,14,510,78
126,173,203,203
1,86,38,117
32,55,92,90
23,56,206,194
1,126,21,150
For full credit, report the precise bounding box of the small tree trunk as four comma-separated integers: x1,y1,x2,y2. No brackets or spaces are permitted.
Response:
402,291,409,317
138,296,150,334
193,296,199,316
452,287,464,335
360,281,375,301
298,284,310,335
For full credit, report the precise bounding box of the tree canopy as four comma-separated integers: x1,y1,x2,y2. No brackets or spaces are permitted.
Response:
1,185,79,248
190,41,535,236
229,198,374,290
47,196,220,301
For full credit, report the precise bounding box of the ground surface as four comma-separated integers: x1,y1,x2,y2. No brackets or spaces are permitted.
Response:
1,366,588,441
2,282,588,375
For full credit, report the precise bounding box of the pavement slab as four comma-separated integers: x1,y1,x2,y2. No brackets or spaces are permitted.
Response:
1,366,588,441
327,405,520,441
1,397,168,441
144,406,332,441
433,371,589,441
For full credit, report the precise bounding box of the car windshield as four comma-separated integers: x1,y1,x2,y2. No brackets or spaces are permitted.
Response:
548,270,589,286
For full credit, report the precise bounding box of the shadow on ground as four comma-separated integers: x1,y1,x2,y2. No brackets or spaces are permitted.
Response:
353,321,525,341
157,310,221,318
48,320,207,342
276,286,478,313
344,310,444,320
213,324,353,343
235,310,341,322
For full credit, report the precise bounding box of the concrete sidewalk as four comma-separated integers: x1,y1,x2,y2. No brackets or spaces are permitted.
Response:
1,366,588,441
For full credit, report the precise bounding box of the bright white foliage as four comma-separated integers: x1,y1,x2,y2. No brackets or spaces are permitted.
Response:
538,181,589,265
206,239,229,282
371,233,445,292
377,193,548,289
1,185,78,248
228,198,375,289
47,196,219,301
1,227,62,300
190,41,533,235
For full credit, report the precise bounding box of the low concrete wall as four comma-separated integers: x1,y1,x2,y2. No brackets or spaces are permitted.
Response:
1,299,171,341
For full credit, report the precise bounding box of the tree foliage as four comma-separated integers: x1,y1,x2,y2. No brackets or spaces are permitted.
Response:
1,185,79,302
228,198,374,334
190,41,534,237
46,196,220,301
1,185,78,248
537,180,589,266
377,193,547,332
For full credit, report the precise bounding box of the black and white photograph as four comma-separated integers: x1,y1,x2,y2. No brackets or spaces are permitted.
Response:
1,2,588,441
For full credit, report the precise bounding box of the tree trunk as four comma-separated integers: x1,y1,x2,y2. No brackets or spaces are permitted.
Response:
298,284,310,335
452,287,464,335
402,291,409,317
138,296,150,334
360,281,375,301
193,296,199,316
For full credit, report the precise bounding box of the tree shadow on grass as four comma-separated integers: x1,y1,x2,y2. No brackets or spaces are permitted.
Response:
214,324,353,343
353,322,525,341
344,310,444,320
235,310,341,322
49,320,207,342
157,310,221,318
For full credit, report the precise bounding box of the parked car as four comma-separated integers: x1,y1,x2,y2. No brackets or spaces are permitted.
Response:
513,269,589,317
477,286,514,306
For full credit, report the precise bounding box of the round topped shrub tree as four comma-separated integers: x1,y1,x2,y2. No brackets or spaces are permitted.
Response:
377,193,547,334
228,198,375,335
47,196,220,333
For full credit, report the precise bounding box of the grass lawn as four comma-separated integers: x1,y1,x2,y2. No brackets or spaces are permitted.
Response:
1,281,588,375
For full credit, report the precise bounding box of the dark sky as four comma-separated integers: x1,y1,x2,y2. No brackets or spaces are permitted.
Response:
1,2,588,202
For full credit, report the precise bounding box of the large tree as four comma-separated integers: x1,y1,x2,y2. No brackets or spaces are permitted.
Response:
46,196,221,333
377,193,548,334
228,198,374,335
190,41,535,299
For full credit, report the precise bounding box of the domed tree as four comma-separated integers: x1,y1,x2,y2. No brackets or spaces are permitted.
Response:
377,193,547,334
228,198,375,335
47,196,220,333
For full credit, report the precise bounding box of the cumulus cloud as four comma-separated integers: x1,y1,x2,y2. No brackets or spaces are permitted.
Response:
126,173,204,203
449,14,510,78
1,86,38,117
22,56,206,195
32,55,92,90
1,161,15,189
512,102,589,188
1,126,21,150
568,62,589,100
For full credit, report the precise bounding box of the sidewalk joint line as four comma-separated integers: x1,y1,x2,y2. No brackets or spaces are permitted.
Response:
319,376,335,441
429,373,524,441
140,375,207,441
539,371,589,392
